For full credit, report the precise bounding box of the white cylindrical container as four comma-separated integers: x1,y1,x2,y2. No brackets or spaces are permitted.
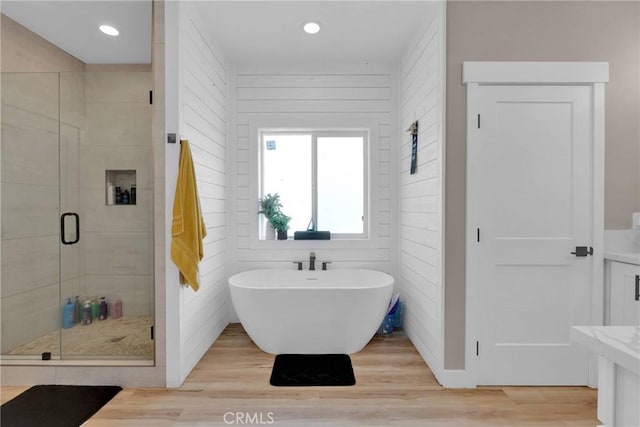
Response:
106,184,115,205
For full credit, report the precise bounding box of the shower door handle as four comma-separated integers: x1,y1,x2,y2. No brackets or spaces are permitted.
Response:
60,212,80,245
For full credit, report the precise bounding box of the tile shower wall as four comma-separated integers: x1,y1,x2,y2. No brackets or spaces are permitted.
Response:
232,66,394,273
81,70,153,316
0,72,84,353
0,13,87,352
396,3,445,380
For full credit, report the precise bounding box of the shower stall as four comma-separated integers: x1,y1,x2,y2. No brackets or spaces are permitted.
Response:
0,70,154,361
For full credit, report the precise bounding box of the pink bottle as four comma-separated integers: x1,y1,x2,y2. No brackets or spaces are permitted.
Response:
112,298,123,319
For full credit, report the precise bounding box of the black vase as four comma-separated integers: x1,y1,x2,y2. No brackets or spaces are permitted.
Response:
277,230,288,240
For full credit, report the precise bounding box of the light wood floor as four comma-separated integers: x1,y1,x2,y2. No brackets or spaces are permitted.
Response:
1,324,597,426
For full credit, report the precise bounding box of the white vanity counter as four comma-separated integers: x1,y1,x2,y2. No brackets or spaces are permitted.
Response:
571,326,639,427
571,326,639,374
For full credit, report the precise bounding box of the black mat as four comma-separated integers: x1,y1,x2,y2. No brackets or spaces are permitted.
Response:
1,385,122,427
270,354,356,386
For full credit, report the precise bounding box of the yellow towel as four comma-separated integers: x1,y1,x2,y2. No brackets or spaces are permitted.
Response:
171,140,207,291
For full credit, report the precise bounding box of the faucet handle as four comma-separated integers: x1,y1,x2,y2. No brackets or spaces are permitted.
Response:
322,261,332,271
293,261,303,271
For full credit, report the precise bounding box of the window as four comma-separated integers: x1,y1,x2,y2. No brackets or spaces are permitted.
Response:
259,130,368,239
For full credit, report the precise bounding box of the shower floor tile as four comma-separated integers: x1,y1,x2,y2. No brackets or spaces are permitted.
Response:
5,315,153,358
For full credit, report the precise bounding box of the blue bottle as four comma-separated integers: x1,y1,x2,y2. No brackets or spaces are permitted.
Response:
62,298,74,329
73,296,82,324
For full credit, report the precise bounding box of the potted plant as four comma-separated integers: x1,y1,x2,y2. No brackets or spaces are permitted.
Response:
270,212,291,240
258,193,282,220
258,193,283,240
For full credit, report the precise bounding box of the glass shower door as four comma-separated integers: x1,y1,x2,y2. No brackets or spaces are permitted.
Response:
58,71,84,358
1,72,63,359
1,70,154,361
58,70,154,360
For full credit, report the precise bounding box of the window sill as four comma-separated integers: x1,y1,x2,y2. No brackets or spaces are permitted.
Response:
250,237,378,250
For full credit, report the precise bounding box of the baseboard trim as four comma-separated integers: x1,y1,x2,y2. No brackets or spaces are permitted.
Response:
437,368,475,388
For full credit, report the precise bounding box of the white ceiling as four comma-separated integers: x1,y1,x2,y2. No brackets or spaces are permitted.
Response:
196,1,438,65
0,1,436,66
1,0,152,64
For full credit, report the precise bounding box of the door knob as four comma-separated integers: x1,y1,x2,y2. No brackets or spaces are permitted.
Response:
571,246,593,257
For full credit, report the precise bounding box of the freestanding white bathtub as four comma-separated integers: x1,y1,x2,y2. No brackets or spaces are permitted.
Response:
228,269,394,354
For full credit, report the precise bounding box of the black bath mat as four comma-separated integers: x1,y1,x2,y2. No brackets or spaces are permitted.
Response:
270,354,355,386
0,384,122,427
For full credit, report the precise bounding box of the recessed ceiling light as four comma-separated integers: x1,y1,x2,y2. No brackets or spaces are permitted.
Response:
99,25,119,36
303,21,321,35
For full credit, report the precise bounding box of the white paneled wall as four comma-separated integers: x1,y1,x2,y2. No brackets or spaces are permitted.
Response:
174,1,229,380
232,66,394,276
164,1,446,386
397,3,446,382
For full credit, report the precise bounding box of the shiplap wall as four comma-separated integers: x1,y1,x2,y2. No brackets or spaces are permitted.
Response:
232,66,394,277
397,4,446,381
175,2,228,379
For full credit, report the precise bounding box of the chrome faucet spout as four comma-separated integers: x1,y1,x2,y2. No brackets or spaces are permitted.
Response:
309,252,316,271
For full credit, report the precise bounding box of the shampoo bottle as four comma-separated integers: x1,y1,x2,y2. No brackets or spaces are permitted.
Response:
130,185,136,205
112,298,123,319
62,298,74,329
82,300,92,325
91,298,99,319
73,296,82,324
99,297,107,320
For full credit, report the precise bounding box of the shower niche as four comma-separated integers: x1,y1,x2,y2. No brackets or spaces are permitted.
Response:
106,170,137,205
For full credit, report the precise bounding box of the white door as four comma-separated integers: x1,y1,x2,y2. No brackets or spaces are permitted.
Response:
468,85,593,385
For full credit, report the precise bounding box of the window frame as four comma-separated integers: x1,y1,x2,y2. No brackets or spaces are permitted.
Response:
259,129,369,239
247,115,379,249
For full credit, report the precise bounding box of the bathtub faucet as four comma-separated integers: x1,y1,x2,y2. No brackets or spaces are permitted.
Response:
309,252,316,271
